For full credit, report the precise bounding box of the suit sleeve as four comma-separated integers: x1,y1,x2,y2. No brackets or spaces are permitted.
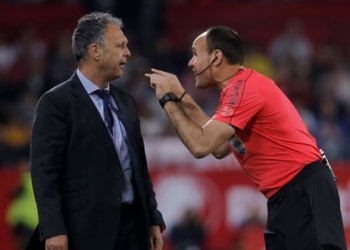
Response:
30,92,69,240
138,132,166,230
131,99,166,231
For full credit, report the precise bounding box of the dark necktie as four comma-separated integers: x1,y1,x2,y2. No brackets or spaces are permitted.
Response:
94,89,116,135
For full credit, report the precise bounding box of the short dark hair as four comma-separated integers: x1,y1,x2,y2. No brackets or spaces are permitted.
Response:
205,26,244,65
72,12,123,63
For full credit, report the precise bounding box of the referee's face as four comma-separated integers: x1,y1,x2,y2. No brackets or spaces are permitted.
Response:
189,33,216,89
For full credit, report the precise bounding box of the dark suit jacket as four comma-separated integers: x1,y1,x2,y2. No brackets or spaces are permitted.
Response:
28,72,165,250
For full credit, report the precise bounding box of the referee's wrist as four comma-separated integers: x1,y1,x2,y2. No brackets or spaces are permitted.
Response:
158,92,178,109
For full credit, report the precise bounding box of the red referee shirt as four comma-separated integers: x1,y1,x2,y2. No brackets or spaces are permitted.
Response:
212,68,321,198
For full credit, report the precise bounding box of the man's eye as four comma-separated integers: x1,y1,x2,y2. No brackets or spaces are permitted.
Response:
117,43,126,48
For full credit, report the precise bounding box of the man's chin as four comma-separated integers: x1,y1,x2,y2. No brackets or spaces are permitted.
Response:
114,72,123,79
195,82,205,89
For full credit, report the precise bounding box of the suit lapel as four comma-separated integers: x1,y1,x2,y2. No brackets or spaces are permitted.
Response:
109,87,140,168
70,73,119,160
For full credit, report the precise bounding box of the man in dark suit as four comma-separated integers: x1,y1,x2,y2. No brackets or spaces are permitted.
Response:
29,12,165,250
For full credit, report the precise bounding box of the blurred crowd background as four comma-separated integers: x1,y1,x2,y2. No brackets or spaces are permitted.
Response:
1,0,350,250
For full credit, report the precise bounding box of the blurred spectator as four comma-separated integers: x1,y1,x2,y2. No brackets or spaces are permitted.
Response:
12,91,38,127
138,0,165,55
44,31,76,93
0,32,17,74
14,26,47,61
231,207,265,250
314,95,348,160
0,26,47,105
291,96,318,137
331,64,350,110
149,34,189,76
269,19,312,69
310,46,350,160
6,157,38,250
169,208,207,250
0,106,31,166
244,42,275,79
138,101,168,136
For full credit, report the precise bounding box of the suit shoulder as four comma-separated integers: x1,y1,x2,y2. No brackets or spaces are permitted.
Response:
110,84,131,96
38,78,74,109
42,74,77,99
110,85,135,101
47,79,71,95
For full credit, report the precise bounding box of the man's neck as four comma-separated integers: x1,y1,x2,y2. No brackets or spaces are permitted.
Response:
79,64,109,89
216,65,243,90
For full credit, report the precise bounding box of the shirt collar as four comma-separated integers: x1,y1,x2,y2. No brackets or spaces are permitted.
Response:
76,68,110,94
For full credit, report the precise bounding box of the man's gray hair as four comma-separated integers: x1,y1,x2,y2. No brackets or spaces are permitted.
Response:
72,12,123,63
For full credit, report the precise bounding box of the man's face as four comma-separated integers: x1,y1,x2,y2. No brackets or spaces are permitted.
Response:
99,24,131,80
188,33,215,89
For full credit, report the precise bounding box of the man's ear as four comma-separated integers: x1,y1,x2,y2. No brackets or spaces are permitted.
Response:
212,50,223,64
89,43,100,61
